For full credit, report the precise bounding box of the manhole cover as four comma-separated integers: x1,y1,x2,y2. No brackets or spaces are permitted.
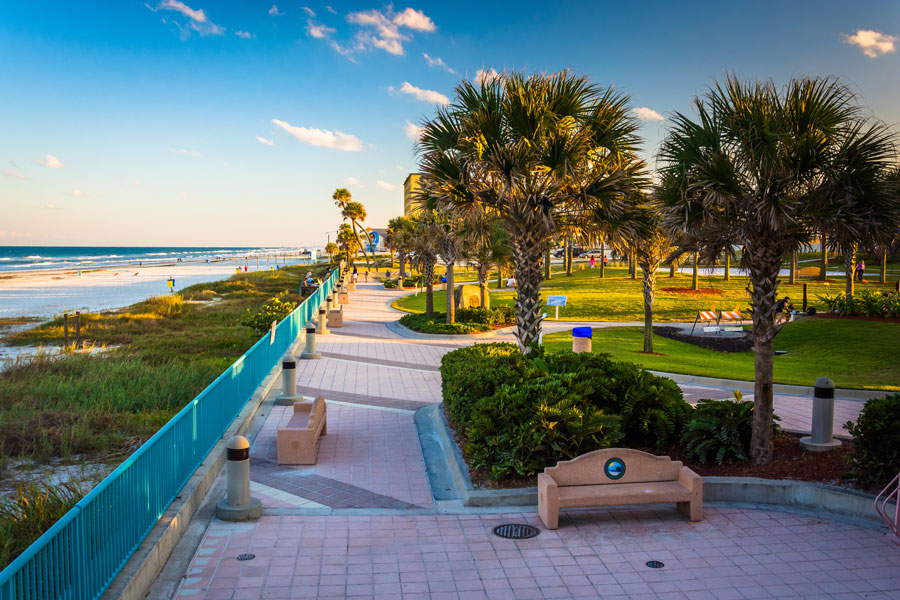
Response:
492,524,540,540
646,560,664,569
236,554,256,561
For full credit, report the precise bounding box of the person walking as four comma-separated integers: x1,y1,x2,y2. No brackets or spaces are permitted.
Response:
856,260,865,282
590,256,596,269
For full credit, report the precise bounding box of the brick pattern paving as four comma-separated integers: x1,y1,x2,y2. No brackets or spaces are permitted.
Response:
319,352,440,373
176,509,900,599
296,388,432,412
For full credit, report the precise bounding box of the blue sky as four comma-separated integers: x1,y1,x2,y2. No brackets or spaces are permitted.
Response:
1,1,898,247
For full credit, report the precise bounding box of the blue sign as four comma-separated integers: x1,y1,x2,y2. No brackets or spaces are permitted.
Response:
368,231,380,246
604,457,625,480
546,295,567,307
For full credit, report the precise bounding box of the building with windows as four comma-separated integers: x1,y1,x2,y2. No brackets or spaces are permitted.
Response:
403,173,420,216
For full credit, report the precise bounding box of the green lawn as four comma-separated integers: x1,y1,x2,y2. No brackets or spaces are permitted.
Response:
392,265,898,322
543,318,900,391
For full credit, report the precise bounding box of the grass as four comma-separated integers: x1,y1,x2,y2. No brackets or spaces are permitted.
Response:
0,264,328,464
0,481,83,570
543,318,900,391
392,265,899,322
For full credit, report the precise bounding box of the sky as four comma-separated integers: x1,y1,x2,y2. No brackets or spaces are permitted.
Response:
1,1,898,247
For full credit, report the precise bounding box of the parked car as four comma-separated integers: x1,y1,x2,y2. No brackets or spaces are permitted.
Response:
580,248,606,259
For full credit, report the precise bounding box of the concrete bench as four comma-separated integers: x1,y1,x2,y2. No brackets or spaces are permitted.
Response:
327,306,343,328
798,266,820,278
276,397,327,465
538,448,702,529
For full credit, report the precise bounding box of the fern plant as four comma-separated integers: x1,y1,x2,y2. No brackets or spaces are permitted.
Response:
681,392,779,464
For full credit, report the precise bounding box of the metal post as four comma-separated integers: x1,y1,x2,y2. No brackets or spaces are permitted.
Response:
802,283,808,312
216,436,261,521
300,326,321,359
800,377,842,451
275,356,301,406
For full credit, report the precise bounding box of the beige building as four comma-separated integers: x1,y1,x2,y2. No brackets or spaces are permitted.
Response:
403,173,420,216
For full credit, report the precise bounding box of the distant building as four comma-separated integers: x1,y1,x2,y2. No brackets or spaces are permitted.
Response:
358,227,387,253
403,173,420,216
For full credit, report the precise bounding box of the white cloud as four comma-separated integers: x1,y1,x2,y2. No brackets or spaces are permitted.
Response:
37,154,65,168
168,147,203,157
3,168,26,179
344,177,364,187
393,8,435,32
394,81,449,105
405,120,424,141
348,10,403,40
235,30,253,39
271,118,363,152
844,29,897,58
0,230,31,239
325,5,336,14
307,20,335,39
423,53,455,74
362,32,404,55
268,4,283,16
72,189,84,197
632,107,665,122
301,6,315,17
152,0,224,35
474,68,500,85
376,180,397,191
256,136,274,146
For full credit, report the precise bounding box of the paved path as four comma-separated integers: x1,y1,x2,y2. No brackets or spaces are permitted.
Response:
170,282,895,600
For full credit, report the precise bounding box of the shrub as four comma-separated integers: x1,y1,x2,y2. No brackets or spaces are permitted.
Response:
818,291,900,318
845,393,900,490
239,297,297,334
456,306,515,326
399,313,488,334
680,392,779,464
0,481,83,569
137,294,184,317
441,344,691,479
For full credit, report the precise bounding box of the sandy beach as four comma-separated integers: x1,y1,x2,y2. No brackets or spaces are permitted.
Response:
0,258,315,320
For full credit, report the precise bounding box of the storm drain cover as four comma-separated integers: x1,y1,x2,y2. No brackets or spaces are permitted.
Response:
492,523,540,540
236,554,256,561
646,560,665,569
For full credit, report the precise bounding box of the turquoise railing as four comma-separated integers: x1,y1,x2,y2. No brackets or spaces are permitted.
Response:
0,268,338,600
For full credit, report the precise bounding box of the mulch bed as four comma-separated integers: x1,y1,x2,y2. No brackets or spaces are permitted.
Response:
654,326,753,353
660,287,723,295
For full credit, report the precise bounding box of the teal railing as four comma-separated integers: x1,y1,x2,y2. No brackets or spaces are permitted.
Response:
0,268,338,600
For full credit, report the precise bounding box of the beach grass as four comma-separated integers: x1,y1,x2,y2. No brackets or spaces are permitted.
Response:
0,264,328,465
542,319,900,391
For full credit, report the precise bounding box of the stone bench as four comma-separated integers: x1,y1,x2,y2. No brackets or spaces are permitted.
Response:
276,397,327,465
327,306,343,328
798,266,820,278
538,448,702,529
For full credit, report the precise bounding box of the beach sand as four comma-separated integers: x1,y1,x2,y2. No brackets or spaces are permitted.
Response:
0,259,312,320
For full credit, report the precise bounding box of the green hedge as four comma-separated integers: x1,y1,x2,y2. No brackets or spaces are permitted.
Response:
846,393,900,489
680,393,778,464
440,344,692,479
399,306,515,335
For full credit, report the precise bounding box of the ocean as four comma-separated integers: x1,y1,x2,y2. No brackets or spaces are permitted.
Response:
0,246,298,273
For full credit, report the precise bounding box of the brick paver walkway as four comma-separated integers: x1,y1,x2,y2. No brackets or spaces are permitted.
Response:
170,281,895,600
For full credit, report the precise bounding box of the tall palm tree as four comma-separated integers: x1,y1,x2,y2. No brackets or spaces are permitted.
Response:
462,211,511,307
628,202,674,354
407,214,441,316
657,74,899,464
333,188,375,268
417,71,645,352
336,223,360,265
386,215,415,285
324,242,338,265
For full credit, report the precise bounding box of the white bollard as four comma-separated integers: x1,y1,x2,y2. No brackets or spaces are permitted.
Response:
215,436,262,521
275,355,301,406
300,325,322,359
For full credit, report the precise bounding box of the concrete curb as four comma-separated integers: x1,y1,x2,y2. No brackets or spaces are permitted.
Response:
417,403,895,529
102,333,307,600
386,318,515,341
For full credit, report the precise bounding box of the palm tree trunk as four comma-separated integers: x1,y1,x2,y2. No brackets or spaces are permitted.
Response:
423,257,435,316
880,248,887,284
789,248,796,285
398,249,406,287
691,251,699,290
477,263,489,307
600,242,605,278
630,251,636,280
724,252,730,282
745,239,783,465
445,260,456,323
820,233,828,281
544,246,551,280
670,257,677,278
511,231,545,353
640,256,658,353
565,236,572,276
842,242,857,296
350,221,372,268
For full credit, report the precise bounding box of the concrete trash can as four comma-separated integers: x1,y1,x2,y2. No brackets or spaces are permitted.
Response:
573,326,592,353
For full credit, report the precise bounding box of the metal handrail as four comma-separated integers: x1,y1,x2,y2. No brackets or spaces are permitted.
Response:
874,471,900,543
0,268,338,599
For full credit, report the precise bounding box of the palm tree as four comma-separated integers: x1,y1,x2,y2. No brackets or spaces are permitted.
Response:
386,216,415,286
336,223,360,265
324,242,339,265
333,188,375,268
417,71,645,352
407,215,441,316
657,75,899,464
628,202,674,354
462,211,511,307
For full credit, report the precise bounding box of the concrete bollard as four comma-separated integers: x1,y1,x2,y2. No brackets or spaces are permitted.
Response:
275,355,301,406
215,436,262,521
300,325,321,360
326,296,333,316
573,326,592,353
317,306,329,335
800,377,842,452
